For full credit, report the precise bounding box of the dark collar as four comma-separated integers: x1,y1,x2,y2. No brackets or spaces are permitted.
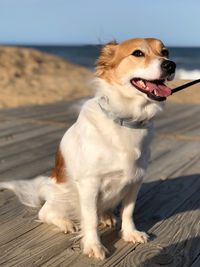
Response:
98,96,151,129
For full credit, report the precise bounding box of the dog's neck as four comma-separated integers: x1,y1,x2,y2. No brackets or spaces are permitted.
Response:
95,78,163,122
98,96,151,129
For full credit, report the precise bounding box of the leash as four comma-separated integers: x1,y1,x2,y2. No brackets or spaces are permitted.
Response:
171,79,200,95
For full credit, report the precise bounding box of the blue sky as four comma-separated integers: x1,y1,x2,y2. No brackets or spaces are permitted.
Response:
0,0,199,46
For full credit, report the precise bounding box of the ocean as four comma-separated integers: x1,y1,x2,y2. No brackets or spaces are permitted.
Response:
28,45,200,80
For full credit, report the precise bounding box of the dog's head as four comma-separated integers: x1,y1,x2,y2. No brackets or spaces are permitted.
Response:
96,38,176,103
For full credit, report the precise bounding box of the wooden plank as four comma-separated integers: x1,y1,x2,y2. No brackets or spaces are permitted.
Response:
0,188,109,267
0,182,78,267
191,255,200,267
0,120,26,131
136,152,200,211
0,101,71,117
0,140,59,174
181,120,200,136
0,221,75,267
150,134,180,162
102,156,200,267
140,140,200,196
0,152,55,181
0,168,66,253
162,115,200,135
0,98,86,119
0,122,45,138
149,138,200,177
138,143,200,201
5,108,78,123
155,102,190,123
0,124,65,148
0,124,48,146
0,127,65,159
156,105,200,133
156,102,197,122
116,189,200,266
25,104,80,121
0,191,39,246
0,164,78,266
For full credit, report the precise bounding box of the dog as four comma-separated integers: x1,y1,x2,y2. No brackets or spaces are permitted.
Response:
0,38,176,260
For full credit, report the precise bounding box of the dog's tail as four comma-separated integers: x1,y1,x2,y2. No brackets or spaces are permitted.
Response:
0,176,50,207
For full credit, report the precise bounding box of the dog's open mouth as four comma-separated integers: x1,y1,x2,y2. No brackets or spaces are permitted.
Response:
131,78,172,101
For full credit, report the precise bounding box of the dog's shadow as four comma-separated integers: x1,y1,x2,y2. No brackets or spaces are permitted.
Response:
101,174,200,263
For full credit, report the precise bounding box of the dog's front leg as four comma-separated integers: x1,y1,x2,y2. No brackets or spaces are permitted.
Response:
79,182,108,260
121,181,149,244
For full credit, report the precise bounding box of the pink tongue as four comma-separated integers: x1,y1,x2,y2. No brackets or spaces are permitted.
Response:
146,81,172,97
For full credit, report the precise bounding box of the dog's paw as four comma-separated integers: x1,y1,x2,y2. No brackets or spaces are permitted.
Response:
122,230,149,244
100,212,118,228
83,242,109,260
54,219,79,234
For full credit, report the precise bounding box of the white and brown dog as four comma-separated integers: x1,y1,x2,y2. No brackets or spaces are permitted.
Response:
0,38,176,260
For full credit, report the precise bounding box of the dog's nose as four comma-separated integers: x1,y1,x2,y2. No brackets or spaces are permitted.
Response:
161,60,176,74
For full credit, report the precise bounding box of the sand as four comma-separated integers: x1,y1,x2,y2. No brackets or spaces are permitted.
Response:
0,46,92,109
167,80,200,105
0,46,199,109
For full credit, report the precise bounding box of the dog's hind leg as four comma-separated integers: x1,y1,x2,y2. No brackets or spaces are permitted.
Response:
38,201,79,233
100,211,118,228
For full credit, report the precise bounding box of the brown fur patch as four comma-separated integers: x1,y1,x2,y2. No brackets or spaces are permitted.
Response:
51,146,67,183
95,40,118,79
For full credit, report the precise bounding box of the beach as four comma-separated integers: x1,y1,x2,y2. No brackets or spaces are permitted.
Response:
0,46,199,109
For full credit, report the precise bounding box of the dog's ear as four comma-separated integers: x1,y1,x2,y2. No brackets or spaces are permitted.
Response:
96,40,118,77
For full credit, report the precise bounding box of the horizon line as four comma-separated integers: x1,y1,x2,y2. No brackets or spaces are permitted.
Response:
0,42,200,48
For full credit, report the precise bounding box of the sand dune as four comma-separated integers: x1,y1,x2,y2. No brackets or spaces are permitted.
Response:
0,46,92,109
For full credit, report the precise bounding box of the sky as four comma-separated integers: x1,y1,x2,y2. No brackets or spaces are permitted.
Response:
0,0,200,46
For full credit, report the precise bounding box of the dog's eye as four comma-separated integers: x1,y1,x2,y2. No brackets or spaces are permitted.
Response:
161,49,169,57
132,50,144,57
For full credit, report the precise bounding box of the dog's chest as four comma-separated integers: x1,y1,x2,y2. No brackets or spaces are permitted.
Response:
98,126,153,208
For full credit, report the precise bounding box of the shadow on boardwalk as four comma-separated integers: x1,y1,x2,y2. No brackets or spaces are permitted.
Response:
104,173,200,266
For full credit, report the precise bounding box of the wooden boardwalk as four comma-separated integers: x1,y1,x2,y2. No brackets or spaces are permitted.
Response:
0,98,200,267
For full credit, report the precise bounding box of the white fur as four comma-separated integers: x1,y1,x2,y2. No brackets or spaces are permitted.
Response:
0,47,167,260
121,59,163,86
